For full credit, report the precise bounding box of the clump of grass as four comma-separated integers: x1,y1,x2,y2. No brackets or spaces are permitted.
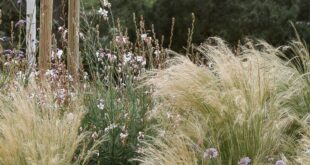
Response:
135,132,198,165
0,85,102,165
277,35,310,117
295,116,310,164
275,35,310,163
141,37,294,164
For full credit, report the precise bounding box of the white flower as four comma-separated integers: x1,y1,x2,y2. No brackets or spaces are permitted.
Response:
137,131,145,140
96,49,107,61
104,123,118,132
123,52,133,63
98,7,108,16
97,99,105,110
56,49,63,59
136,56,144,63
97,103,104,110
103,0,111,8
154,50,161,57
98,7,108,19
115,36,129,44
96,51,100,58
120,132,128,139
83,72,89,80
79,32,85,40
91,131,99,140
107,53,117,62
140,33,152,43
141,33,147,41
58,26,64,32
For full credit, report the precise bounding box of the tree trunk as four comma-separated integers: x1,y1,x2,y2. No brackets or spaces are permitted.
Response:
26,0,36,72
39,0,53,77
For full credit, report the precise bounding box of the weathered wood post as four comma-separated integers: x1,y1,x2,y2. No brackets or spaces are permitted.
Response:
39,0,53,77
68,0,80,81
0,9,2,53
26,0,36,71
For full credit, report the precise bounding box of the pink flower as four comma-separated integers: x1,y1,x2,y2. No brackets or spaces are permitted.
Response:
203,148,218,159
238,157,251,165
275,160,286,165
15,20,26,28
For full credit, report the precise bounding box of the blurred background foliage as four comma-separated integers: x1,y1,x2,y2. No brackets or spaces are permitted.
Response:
1,0,310,50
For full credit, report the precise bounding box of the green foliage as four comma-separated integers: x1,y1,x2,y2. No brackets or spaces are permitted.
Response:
150,0,308,50
82,79,153,164
2,0,310,51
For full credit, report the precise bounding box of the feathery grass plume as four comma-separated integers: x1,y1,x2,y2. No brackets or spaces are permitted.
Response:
134,112,215,165
143,37,293,164
135,132,198,165
274,35,310,158
277,35,310,117
295,116,310,164
0,86,103,165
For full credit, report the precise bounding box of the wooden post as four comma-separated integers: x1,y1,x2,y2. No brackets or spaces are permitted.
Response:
0,10,2,53
39,0,53,76
26,0,36,71
0,9,2,25
68,0,80,80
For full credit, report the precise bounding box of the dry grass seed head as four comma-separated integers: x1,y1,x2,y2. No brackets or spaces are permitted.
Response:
143,37,293,164
0,86,102,165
